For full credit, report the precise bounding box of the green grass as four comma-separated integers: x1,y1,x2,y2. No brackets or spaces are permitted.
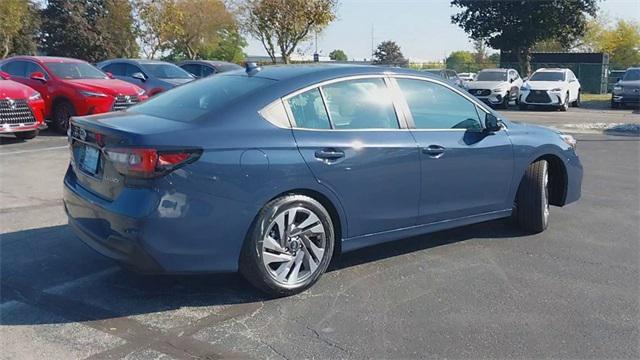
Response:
581,93,610,101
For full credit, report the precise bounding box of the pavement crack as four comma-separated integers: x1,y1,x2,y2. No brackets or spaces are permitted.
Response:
305,324,351,355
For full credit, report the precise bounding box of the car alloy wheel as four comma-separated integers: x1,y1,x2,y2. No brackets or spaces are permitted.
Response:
560,94,569,112
54,101,74,134
240,195,334,296
543,163,550,226
261,206,327,285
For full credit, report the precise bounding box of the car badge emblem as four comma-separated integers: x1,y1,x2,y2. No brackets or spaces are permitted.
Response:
125,95,131,103
78,128,87,141
7,99,16,110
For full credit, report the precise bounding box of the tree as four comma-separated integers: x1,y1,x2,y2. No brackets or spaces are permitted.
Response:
242,0,338,64
373,41,408,66
41,0,138,62
0,0,39,58
329,49,348,61
446,50,475,72
133,0,183,59
169,0,235,59
580,19,640,69
451,0,598,76
202,27,247,63
472,38,488,64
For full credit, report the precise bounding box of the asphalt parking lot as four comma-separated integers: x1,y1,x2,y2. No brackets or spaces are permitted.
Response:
1,106,639,359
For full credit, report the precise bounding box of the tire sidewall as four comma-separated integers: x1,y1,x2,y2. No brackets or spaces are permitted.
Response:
54,101,74,133
241,195,335,295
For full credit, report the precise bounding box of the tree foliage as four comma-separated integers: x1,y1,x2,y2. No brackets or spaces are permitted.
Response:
133,0,183,59
242,0,338,64
446,50,474,72
41,0,138,62
373,41,408,66
329,49,348,61
580,18,640,69
451,0,598,75
0,0,40,58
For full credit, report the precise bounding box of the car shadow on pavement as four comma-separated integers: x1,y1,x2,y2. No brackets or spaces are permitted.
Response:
1,218,525,326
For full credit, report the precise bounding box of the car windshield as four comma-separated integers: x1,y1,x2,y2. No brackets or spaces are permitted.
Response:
530,72,565,81
141,63,193,79
623,69,640,81
128,75,276,122
476,71,507,81
46,62,107,79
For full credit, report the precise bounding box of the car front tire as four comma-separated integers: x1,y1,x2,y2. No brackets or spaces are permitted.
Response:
501,92,510,109
53,101,75,134
559,94,569,112
240,195,335,297
515,160,550,233
571,91,581,107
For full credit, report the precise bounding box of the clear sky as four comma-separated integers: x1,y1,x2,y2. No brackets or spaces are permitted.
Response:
244,0,640,62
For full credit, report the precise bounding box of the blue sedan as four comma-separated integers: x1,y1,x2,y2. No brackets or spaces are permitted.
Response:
63,64,582,296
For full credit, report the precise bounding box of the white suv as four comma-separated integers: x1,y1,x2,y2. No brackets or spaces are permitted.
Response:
519,68,581,111
466,68,522,109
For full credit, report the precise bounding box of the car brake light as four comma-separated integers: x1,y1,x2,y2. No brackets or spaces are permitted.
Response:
105,148,200,178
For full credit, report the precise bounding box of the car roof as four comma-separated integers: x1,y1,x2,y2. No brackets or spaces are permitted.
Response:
100,59,173,65
242,64,439,82
178,60,240,67
479,68,508,73
3,56,86,64
535,68,568,72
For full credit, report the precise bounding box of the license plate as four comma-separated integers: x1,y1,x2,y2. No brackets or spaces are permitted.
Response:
80,145,100,175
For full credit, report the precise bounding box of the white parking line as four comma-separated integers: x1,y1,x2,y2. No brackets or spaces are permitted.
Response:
43,267,120,295
0,145,68,156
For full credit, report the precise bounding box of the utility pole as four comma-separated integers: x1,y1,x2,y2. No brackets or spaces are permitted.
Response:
371,24,375,62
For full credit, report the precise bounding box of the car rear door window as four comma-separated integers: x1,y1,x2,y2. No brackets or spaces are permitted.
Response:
287,88,331,129
321,78,399,129
396,78,482,130
202,65,215,77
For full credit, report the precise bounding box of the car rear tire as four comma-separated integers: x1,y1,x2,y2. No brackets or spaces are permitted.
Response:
14,130,38,140
240,195,335,297
53,101,75,134
515,160,550,233
571,91,581,107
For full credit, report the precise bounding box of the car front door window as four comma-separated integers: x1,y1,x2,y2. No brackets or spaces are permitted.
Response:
396,78,482,130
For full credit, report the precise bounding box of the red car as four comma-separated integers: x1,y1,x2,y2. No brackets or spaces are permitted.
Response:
0,56,148,134
0,70,45,139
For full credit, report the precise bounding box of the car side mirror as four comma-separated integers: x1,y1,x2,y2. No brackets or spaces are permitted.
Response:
105,72,114,79
131,72,146,82
30,71,46,82
485,113,502,132
0,71,10,80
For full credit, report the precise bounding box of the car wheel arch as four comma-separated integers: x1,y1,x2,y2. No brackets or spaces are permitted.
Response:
519,153,568,207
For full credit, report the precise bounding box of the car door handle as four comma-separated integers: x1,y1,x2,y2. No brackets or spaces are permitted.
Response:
315,148,345,160
422,145,446,157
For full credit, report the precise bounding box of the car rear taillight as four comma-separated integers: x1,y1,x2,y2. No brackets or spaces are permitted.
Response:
105,147,201,178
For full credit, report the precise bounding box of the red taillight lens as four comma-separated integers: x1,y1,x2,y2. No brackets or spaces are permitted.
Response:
105,148,199,178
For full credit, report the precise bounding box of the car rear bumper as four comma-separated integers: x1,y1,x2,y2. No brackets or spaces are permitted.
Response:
63,165,248,274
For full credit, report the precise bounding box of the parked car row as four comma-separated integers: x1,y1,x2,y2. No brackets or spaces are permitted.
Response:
0,56,241,140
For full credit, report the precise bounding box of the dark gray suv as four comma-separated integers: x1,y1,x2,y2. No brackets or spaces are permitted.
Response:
177,60,242,78
97,59,194,96
612,67,640,109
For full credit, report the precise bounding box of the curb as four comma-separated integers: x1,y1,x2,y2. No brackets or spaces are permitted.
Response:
554,123,640,136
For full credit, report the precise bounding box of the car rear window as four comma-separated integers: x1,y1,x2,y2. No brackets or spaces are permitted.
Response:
128,75,276,122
